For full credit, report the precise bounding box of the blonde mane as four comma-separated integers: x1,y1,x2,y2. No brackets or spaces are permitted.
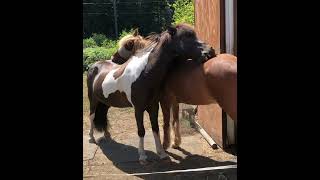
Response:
118,34,135,47
118,34,149,52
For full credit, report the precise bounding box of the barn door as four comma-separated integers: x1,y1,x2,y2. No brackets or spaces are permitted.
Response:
194,0,236,150
194,0,225,148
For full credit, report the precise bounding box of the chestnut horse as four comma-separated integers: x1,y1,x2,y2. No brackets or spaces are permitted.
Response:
111,32,236,150
86,24,214,164
160,54,237,149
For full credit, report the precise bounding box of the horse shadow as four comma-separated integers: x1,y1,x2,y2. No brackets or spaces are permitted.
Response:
98,136,237,180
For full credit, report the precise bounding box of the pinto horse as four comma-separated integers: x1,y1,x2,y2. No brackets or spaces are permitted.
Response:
86,24,214,164
87,29,146,138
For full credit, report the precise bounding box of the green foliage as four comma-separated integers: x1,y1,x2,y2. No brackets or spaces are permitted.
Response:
102,39,117,49
118,28,135,40
172,0,194,25
83,47,117,71
83,0,173,38
91,33,107,46
83,38,97,48
82,29,140,72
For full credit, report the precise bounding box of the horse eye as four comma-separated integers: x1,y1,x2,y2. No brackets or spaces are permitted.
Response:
186,33,194,38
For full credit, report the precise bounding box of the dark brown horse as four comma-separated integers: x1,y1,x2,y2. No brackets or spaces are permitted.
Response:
86,24,214,164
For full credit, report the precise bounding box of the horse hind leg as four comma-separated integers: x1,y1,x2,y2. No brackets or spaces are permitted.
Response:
89,112,96,144
88,102,97,144
171,102,181,149
160,98,171,150
87,66,99,144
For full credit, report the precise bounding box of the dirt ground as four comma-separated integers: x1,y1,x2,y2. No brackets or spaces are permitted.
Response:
83,74,237,179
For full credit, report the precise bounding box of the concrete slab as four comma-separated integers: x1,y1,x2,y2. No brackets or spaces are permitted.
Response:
83,134,99,161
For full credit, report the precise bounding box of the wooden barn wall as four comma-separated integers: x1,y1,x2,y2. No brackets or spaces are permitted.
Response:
194,0,226,148
194,0,221,54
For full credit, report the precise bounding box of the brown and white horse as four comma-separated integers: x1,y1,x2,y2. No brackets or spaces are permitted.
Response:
86,24,214,164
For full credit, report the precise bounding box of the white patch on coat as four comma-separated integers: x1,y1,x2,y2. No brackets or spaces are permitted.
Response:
138,137,147,161
152,131,169,159
101,51,151,105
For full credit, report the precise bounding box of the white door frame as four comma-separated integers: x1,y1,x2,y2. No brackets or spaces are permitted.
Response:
225,0,236,145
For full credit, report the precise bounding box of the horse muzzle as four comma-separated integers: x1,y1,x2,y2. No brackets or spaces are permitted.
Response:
199,46,216,63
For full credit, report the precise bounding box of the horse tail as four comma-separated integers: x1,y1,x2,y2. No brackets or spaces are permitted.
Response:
87,63,108,132
93,102,108,132
87,63,99,103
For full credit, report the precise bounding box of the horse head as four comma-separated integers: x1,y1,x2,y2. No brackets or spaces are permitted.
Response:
165,23,216,63
112,29,147,64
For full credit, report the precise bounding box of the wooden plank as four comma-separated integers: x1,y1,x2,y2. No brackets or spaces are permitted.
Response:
194,0,221,53
197,104,223,148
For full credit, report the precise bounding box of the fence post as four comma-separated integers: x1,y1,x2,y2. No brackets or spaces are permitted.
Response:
112,0,119,37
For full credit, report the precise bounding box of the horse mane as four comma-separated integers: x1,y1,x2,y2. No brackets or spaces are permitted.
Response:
175,23,194,30
116,30,171,58
144,32,161,42
118,24,194,54
118,34,146,52
136,31,170,54
118,34,134,48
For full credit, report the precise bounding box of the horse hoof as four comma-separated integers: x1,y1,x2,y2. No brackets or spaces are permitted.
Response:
159,151,170,159
160,156,171,162
163,143,170,150
104,131,111,138
139,160,148,165
89,138,96,144
172,144,180,149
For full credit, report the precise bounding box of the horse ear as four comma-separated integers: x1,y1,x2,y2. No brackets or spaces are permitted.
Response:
167,25,176,36
133,28,139,36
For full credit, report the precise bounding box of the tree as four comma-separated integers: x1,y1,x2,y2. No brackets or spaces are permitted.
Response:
171,0,194,25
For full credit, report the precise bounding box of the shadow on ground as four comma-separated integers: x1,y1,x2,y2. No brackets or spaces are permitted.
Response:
98,137,237,180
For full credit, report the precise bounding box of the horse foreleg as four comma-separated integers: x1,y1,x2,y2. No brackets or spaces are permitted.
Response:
135,108,147,165
147,103,169,160
171,101,181,149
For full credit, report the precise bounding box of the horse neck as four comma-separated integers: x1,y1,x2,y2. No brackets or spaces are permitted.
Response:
111,50,130,65
143,44,175,86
